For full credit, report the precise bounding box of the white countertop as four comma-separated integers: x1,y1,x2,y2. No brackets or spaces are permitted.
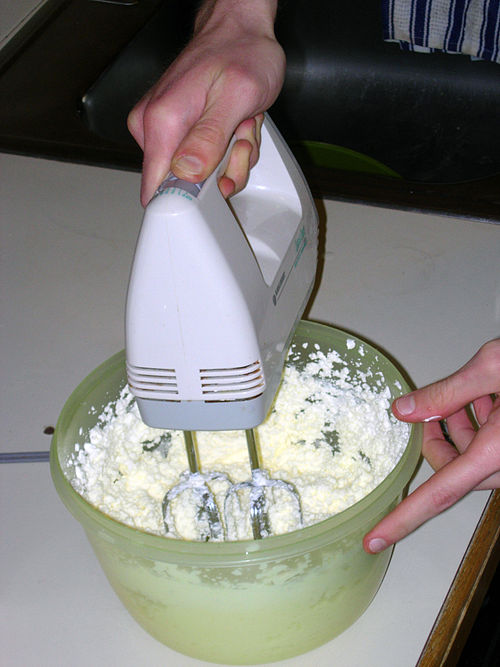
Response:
1,153,499,666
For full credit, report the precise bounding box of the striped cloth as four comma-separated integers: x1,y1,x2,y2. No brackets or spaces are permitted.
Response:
383,0,500,63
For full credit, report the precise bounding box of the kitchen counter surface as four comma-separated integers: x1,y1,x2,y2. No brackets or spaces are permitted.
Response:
1,152,499,666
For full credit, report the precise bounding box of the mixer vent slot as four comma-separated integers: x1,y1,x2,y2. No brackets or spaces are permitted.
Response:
127,363,179,399
200,361,265,400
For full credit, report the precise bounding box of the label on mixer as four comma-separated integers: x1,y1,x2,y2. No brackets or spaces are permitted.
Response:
294,227,307,267
272,271,286,305
155,174,205,199
272,226,307,306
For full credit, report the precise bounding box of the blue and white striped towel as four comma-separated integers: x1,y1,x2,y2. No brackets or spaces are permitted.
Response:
383,0,500,63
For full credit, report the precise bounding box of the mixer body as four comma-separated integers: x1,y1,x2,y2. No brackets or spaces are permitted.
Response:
126,115,318,430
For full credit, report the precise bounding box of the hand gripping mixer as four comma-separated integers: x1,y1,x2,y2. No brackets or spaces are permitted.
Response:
126,115,318,540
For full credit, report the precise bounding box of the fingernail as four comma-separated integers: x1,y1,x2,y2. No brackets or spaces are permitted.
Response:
173,155,203,177
367,538,388,553
423,415,443,423
395,394,416,416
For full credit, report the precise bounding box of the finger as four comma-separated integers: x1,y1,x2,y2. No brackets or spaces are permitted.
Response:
473,394,495,426
364,404,500,553
445,408,476,452
218,139,253,198
170,63,272,185
423,419,500,487
127,93,151,151
254,113,264,147
173,111,262,197
223,138,253,196
234,115,262,169
141,142,176,207
171,119,225,182
218,115,264,197
393,339,500,423
134,64,216,205
139,102,195,206
363,455,481,553
171,104,244,184
476,469,500,489
144,110,257,204
218,175,236,199
421,421,459,471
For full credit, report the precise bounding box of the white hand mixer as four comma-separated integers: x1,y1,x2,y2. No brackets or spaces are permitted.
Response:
126,115,318,539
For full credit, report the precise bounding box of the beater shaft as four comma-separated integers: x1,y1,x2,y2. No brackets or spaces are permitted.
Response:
245,429,272,539
184,430,199,473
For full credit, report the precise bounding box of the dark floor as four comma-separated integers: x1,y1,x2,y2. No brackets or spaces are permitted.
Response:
457,564,500,666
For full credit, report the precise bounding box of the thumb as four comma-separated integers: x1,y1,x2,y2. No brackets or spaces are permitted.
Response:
393,339,500,423
171,115,236,184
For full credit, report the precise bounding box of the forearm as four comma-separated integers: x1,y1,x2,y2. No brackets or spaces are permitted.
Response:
194,0,279,37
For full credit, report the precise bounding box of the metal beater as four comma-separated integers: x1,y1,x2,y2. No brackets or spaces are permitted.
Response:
162,429,302,541
162,431,230,541
224,429,303,540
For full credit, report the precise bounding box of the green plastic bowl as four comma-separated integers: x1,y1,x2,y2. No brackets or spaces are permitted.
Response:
51,321,421,664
